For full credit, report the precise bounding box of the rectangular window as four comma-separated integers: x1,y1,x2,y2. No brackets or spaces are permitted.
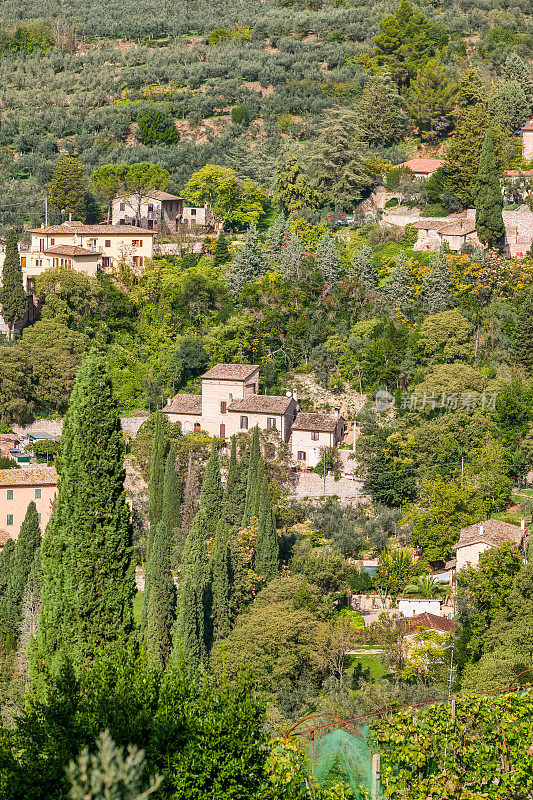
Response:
120,202,125,211
50,238,55,246
148,220,154,229
219,423,226,438
220,401,226,414
119,219,125,225
35,488,41,499
266,417,276,429
297,451,306,462
190,208,196,216
6,490,13,500
105,239,111,248
148,204,153,212
240,416,248,430
20,256,26,268
39,238,45,252
311,431,319,441
6,514,13,526
37,513,41,523
26,277,35,293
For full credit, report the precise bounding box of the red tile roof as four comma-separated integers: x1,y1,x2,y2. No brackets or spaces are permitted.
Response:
202,364,259,381
454,518,524,550
164,395,202,415
402,613,457,635
44,245,102,257
0,466,57,487
521,121,533,132
291,412,339,432
399,158,444,174
30,222,154,235
504,169,533,177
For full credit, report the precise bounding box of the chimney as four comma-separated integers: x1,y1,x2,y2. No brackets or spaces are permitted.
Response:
293,389,298,403
334,407,340,421
521,519,525,531
479,523,484,537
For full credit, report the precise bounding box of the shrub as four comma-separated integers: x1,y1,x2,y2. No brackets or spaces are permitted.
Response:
420,203,449,217
231,105,249,126
384,197,399,208
137,108,178,146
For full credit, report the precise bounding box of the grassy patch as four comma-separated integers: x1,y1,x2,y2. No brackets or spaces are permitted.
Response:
346,653,387,680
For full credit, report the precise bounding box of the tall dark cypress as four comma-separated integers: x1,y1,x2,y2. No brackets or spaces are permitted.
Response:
143,522,176,670
34,351,135,674
474,129,505,247
242,427,261,525
222,436,243,525
176,441,223,669
148,411,165,554
162,447,181,540
0,502,41,651
515,289,533,373
211,520,232,641
0,539,15,599
0,229,27,338
255,476,279,581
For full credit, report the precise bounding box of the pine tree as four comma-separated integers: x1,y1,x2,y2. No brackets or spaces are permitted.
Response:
514,290,533,372
143,522,176,670
422,251,457,313
162,447,181,544
351,244,377,289
255,476,278,581
34,351,135,674
265,214,288,268
49,157,87,220
316,232,341,291
211,519,232,640
148,411,165,554
445,104,493,207
0,501,41,651
0,229,27,338
474,129,505,248
357,71,408,147
489,80,530,132
381,255,415,317
373,0,435,88
456,66,486,109
502,52,533,109
227,223,267,295
273,151,317,215
222,436,243,525
407,59,455,142
309,109,372,211
175,442,223,668
279,232,303,281
242,427,261,525
213,232,231,268
0,539,15,598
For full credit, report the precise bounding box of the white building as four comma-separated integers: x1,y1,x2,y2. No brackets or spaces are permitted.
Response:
453,519,526,572
163,363,345,463
398,598,442,618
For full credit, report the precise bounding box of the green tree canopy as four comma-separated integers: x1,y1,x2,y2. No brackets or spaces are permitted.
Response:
273,152,317,215
49,157,86,220
474,129,505,247
90,164,128,223
0,229,27,337
184,164,265,227
357,71,408,146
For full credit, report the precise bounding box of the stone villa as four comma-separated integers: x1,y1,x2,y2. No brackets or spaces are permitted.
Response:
111,191,215,233
163,363,345,468
452,518,527,572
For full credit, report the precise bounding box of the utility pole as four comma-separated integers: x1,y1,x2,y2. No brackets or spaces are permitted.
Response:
45,195,48,227
323,448,326,497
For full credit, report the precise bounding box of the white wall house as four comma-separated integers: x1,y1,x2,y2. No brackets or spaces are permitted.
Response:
163,363,344,463
453,518,526,572
398,598,442,618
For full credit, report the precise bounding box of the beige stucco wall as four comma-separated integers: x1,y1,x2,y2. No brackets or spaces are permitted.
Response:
201,371,259,435
456,541,491,572
29,231,153,271
164,412,203,433
523,130,533,160
291,429,334,468
1,483,56,540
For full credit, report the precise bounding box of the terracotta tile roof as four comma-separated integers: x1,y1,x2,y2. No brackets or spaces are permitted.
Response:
148,190,182,202
164,394,202,415
291,412,339,432
399,158,444,174
413,220,448,230
521,121,533,131
439,220,477,236
228,395,295,414
0,529,11,547
454,518,524,550
0,466,57,487
504,169,533,177
30,222,154,235
202,363,259,381
402,612,457,635
43,245,102,257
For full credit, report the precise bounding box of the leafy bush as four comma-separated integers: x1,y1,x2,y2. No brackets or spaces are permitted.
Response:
137,108,178,146
384,198,399,208
420,203,449,217
231,105,250,126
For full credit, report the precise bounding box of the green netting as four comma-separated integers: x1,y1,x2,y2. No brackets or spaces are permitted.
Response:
310,726,384,799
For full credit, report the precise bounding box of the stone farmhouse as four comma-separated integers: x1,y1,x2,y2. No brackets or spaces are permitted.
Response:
163,363,345,469
111,191,215,233
452,518,527,572
0,466,57,546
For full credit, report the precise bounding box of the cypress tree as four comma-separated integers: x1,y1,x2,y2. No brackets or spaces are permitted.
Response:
211,520,232,640
0,229,27,338
515,290,533,373
176,441,223,669
17,546,41,675
180,455,200,542
34,351,135,674
242,427,261,525
273,151,317,215
456,66,486,109
316,232,341,292
0,539,15,598
357,70,407,147
148,411,165,554
474,130,505,248
422,251,457,313
222,436,243,525
49,156,87,220
255,476,279,581
143,522,176,670
381,255,415,317
0,501,41,651
351,244,377,290
162,447,181,542
213,232,231,268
